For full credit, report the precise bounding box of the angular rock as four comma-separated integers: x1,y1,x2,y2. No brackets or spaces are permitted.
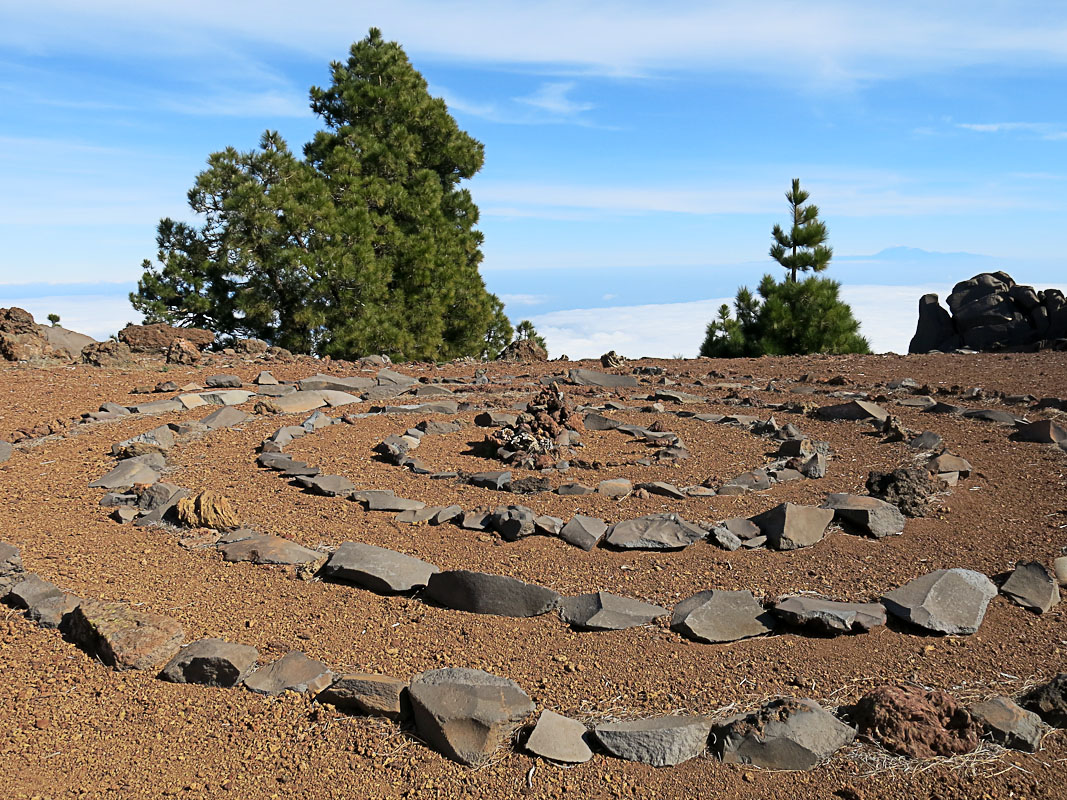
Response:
206,374,242,388
459,511,491,531
671,590,775,643
198,390,253,406
112,425,174,458
244,651,332,696
376,368,417,387
490,505,536,541
907,430,944,451
408,668,535,766
561,591,667,630
971,696,1045,752
772,596,886,634
254,391,327,415
361,493,425,513
298,374,375,393
1001,561,1060,613
425,570,560,617
431,505,463,525
533,515,564,536
881,568,996,634
395,506,439,524
817,400,888,422
596,478,632,499
160,638,258,687
1021,674,1067,728
526,709,593,763
560,515,607,551
636,481,685,499
557,483,594,496
583,412,620,431
750,503,833,550
200,406,249,430
850,685,981,758
65,600,184,671
605,513,705,550
468,471,512,491
1014,419,1067,444
7,574,79,627
89,460,159,490
317,673,409,720
218,534,323,567
305,474,356,498
322,542,438,593
176,491,239,529
255,370,279,385
567,369,639,388
822,494,906,539
595,716,712,767
713,698,856,770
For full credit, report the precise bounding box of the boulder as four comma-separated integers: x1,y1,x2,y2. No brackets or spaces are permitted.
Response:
1020,674,1067,727
254,392,327,415
119,323,213,353
321,542,438,593
817,400,888,422
0,307,67,362
567,369,639,388
497,339,548,361
849,685,981,758
1013,419,1067,444
176,491,239,529
881,568,996,635
317,673,410,720
65,600,184,671
560,591,667,630
749,503,833,550
218,534,323,567
166,338,200,365
1000,561,1060,613
594,716,712,767
160,638,258,686
244,651,333,696
525,710,593,763
408,668,534,766
772,596,886,634
234,337,268,355
425,570,560,617
970,696,1045,752
605,513,705,550
822,494,906,538
38,323,95,358
908,294,959,353
81,340,135,367
559,515,607,551
713,698,856,770
489,505,536,541
671,590,775,643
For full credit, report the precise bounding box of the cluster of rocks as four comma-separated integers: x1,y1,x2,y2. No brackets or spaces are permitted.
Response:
489,383,585,469
0,307,95,362
909,271,1067,353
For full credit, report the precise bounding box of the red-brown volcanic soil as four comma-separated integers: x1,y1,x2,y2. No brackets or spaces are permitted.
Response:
1,351,1066,799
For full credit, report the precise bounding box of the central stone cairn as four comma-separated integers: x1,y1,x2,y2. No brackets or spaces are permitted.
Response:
488,383,584,470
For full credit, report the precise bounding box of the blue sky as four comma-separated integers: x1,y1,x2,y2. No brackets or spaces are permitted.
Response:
1,1,1065,356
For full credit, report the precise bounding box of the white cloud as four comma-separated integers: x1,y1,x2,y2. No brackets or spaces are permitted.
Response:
958,121,1067,140
500,293,548,307
514,82,593,115
160,89,311,118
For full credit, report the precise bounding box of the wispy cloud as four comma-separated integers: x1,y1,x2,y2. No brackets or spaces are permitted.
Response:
159,89,311,118
514,81,593,115
958,121,1067,140
500,293,548,307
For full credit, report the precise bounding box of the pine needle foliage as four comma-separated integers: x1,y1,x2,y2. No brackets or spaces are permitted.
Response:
132,28,507,362
769,178,833,283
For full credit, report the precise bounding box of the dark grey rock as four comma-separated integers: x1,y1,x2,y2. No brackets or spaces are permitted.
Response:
525,710,593,763
557,483,594,496
881,568,996,634
431,505,463,525
567,369,639,388
533,515,564,536
322,542,438,592
636,481,685,499
772,596,887,634
671,590,775,643
908,431,944,451
583,412,620,431
750,503,834,550
595,716,712,767
395,506,440,524
560,515,607,551
1001,561,1060,613
459,510,491,530
362,493,425,512
160,638,258,686
206,374,242,388
817,400,889,422
712,698,856,770
605,513,705,550
409,668,534,766
306,475,356,498
468,471,512,491
561,591,667,630
1021,674,1067,728
298,374,375,393
822,494,906,539
1014,419,1067,444
425,570,560,617
244,651,332,696
971,696,1045,752
89,460,159,490
489,505,536,540
474,411,517,428
200,406,249,430
317,673,410,720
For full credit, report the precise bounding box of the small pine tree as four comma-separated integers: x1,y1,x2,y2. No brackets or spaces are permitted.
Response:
769,178,832,283
47,313,60,326
515,319,547,351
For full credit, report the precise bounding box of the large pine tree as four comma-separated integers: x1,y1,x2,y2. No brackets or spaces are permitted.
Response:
132,28,509,361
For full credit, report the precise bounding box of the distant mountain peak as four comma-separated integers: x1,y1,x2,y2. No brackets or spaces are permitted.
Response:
862,246,991,261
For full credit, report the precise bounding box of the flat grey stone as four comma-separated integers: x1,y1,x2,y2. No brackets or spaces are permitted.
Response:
822,494,906,539
395,506,440,524
89,460,159,490
560,515,607,551
772,596,887,634
206,374,242,388
431,505,463,525
200,406,249,430
908,430,944,451
561,591,667,630
126,399,184,415
0,541,22,579
160,638,258,686
255,391,326,414
722,470,772,492
474,411,517,428
306,475,356,498
134,487,190,527
198,390,254,406
317,673,409,720
490,505,536,541
596,478,632,498
1001,561,1060,613
750,503,834,550
583,412,620,431
671,590,775,643
595,716,712,767
526,710,592,763
707,526,742,550
567,369,639,388
817,400,889,422
322,542,438,592
605,513,705,550
425,570,560,617
636,482,685,499
376,368,417,387
0,441,11,464
928,452,973,477
882,568,996,634
534,515,564,536
218,534,324,566
362,493,425,513
459,511,491,530
255,370,279,385
244,651,332,695
971,696,1045,752
409,668,534,766
469,471,512,490
112,425,174,457
712,698,856,770
416,420,461,435
654,389,705,404
557,483,594,496
298,374,375,393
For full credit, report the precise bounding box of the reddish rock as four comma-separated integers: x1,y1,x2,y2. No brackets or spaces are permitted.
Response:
65,600,184,671
0,307,65,362
166,338,201,364
81,340,135,367
850,685,981,758
497,338,548,362
119,323,214,353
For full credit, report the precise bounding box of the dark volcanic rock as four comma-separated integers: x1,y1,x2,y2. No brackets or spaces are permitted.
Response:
881,568,996,635
822,493,906,538
594,716,713,767
749,503,833,550
671,590,775,643
160,638,258,687
1000,561,1060,613
865,467,941,517
713,698,856,770
244,651,332,696
322,542,438,593
605,513,705,550
1021,674,1067,728
970,696,1046,752
560,591,667,630
425,571,561,617
772,596,886,634
317,673,410,720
